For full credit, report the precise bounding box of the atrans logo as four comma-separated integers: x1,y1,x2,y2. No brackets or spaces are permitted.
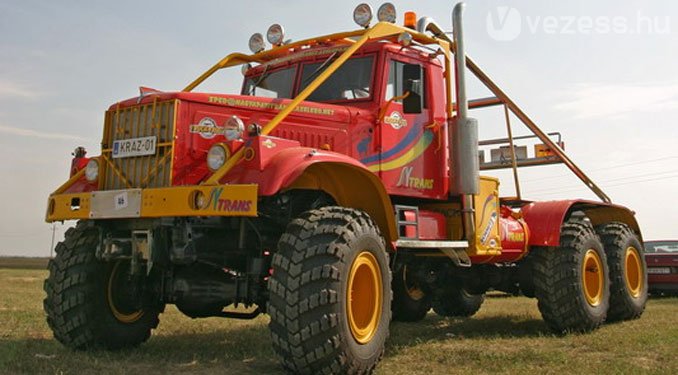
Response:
396,166,434,190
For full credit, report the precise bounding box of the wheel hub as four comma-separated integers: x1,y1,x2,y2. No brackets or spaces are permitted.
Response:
582,249,604,307
624,246,643,298
347,251,382,344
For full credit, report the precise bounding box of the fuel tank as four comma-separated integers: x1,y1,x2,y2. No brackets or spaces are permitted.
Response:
470,205,529,264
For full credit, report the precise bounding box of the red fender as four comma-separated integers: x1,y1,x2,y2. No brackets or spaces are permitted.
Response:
226,143,398,243
230,146,368,195
521,200,641,247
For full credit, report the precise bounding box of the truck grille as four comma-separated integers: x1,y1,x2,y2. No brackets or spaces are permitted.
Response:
101,99,177,190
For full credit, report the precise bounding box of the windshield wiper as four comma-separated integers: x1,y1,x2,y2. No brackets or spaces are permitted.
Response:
248,65,270,95
300,52,338,88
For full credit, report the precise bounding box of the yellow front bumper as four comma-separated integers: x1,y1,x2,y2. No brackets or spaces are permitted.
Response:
46,184,258,222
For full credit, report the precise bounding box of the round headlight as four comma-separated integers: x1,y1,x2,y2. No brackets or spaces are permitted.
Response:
248,33,266,53
224,115,245,141
207,144,229,172
353,3,373,28
85,159,99,182
377,3,397,23
266,24,285,46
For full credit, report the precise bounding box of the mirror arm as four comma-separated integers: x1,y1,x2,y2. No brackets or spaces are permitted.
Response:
377,91,411,123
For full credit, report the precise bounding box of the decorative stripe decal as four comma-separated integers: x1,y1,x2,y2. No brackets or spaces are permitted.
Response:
360,124,421,165
367,131,434,172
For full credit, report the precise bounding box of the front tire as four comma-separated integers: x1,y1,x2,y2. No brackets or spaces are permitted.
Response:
44,221,161,350
533,218,610,333
268,207,391,374
597,222,648,322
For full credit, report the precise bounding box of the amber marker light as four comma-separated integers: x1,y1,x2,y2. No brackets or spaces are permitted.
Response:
404,11,417,29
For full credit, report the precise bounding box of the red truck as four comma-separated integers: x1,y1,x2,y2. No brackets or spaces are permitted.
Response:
44,3,647,374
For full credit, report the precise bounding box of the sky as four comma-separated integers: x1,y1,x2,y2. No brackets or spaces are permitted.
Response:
0,0,676,256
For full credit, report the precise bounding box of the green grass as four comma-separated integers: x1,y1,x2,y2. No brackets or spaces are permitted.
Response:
1,268,676,374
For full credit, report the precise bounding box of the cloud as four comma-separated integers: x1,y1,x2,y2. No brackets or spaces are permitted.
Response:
554,82,678,119
0,124,91,142
0,79,44,99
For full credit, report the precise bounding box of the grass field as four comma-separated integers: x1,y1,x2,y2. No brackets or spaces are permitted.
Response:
1,265,676,374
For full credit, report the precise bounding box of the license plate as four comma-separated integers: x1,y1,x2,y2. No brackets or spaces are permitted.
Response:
648,267,671,274
112,136,157,159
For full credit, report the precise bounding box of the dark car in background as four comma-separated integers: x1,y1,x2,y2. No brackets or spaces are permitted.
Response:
644,240,678,295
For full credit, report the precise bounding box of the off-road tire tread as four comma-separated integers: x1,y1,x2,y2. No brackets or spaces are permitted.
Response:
268,207,391,375
596,222,647,322
43,221,160,350
533,219,609,333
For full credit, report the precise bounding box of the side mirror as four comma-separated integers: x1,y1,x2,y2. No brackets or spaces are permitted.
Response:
402,64,422,114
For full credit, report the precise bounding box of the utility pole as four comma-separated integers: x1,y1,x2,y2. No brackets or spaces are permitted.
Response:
50,223,56,259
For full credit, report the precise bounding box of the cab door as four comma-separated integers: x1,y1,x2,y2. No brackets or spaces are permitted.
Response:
377,56,443,199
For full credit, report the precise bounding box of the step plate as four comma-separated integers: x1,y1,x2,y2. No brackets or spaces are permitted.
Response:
395,239,468,249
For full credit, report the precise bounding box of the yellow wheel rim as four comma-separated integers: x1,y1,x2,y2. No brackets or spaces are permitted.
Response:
582,249,604,307
402,265,424,301
624,246,643,298
107,262,144,324
347,251,382,344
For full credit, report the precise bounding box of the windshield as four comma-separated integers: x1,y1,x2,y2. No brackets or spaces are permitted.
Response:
645,241,678,253
243,67,295,99
241,55,375,103
299,56,374,102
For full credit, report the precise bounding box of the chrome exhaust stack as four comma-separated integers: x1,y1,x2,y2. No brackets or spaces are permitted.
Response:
419,3,479,242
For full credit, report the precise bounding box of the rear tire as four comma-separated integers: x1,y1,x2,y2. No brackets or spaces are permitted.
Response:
268,207,391,375
392,265,431,322
533,218,610,333
44,221,161,350
432,280,484,318
597,222,648,322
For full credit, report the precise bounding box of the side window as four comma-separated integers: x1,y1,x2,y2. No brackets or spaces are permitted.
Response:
384,60,426,108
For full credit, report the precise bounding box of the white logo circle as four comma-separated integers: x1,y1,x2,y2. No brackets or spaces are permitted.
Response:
486,6,522,41
198,117,218,139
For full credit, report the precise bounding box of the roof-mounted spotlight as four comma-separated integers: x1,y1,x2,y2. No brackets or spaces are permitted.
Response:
397,32,413,47
377,3,396,23
266,24,285,46
248,33,266,53
353,3,373,28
